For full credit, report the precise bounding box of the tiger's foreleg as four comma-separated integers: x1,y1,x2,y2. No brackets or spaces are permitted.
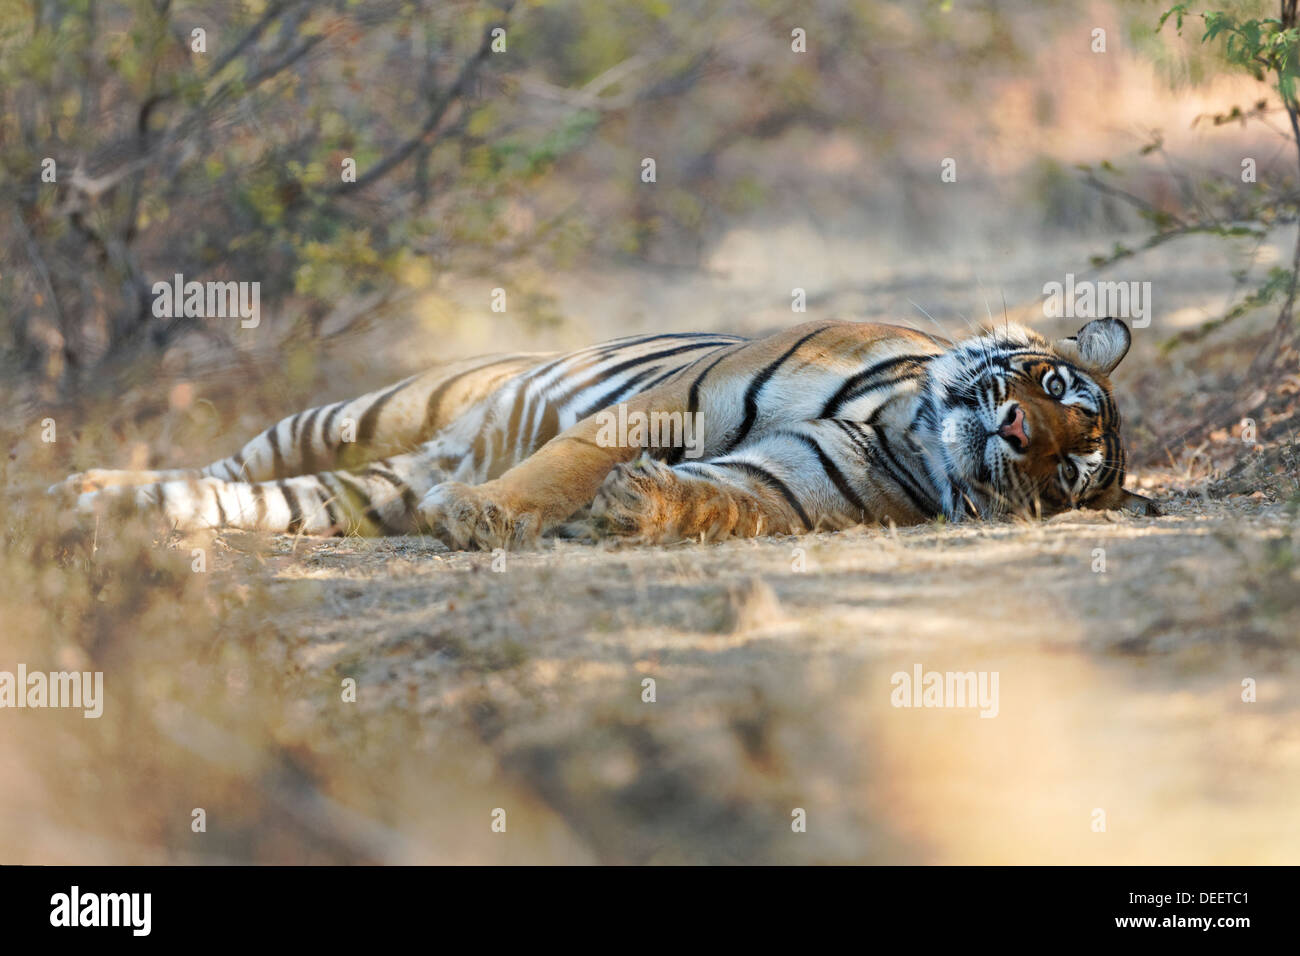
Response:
584,454,801,542
418,387,692,549
584,421,877,543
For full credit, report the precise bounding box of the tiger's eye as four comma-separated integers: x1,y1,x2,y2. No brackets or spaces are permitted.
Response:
1046,373,1065,398
1061,460,1078,482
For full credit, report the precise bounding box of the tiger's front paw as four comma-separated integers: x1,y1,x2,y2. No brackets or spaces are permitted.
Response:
589,454,768,543
418,481,541,551
588,455,677,542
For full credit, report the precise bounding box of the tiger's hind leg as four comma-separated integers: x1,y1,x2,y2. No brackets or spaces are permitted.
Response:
76,447,453,536
52,354,540,500
48,384,401,498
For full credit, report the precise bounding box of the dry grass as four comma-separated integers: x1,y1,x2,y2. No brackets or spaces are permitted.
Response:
3,466,1296,863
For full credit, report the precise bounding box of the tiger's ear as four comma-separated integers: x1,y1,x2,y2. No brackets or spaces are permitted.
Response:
1057,318,1132,375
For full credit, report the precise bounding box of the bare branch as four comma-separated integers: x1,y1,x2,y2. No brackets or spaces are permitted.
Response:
1080,171,1187,229
207,1,298,80
330,2,517,196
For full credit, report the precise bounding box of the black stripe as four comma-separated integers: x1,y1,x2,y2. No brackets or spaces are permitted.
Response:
688,349,734,412
422,371,475,434
314,483,341,535
359,464,418,512
666,346,738,465
211,483,227,527
320,402,344,451
518,357,577,457
251,483,268,526
332,472,401,535
363,506,402,535
556,342,735,408
365,463,420,515
819,354,930,418
869,426,939,517
833,419,935,518
357,464,403,488
639,364,687,392
423,357,525,435
471,418,490,471
723,326,830,454
321,472,369,531
330,472,371,508
517,352,587,390
840,369,926,419
533,401,561,449
279,480,303,534
675,462,714,479
780,431,867,514
1100,432,1116,490
316,476,348,534
517,342,634,407
1107,434,1118,494
1100,386,1118,430
865,389,908,427
582,334,734,367
299,406,323,476
714,459,811,530
266,426,286,479
357,377,415,447
597,331,745,348
502,383,530,462
519,395,545,458
831,419,875,463
1096,430,1124,494
573,365,664,421
486,425,505,478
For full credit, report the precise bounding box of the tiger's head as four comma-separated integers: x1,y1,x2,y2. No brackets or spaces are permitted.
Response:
915,317,1159,520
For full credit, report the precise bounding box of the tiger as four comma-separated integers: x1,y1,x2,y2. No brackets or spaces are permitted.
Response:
53,316,1159,549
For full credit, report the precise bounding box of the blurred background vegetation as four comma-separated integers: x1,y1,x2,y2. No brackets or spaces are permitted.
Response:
4,0,1006,399
7,0,1273,398
3,2,1296,434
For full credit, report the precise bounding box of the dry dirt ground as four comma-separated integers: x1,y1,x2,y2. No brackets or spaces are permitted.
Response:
179,484,1297,865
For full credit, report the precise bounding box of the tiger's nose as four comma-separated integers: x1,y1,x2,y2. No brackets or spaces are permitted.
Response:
998,405,1029,452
